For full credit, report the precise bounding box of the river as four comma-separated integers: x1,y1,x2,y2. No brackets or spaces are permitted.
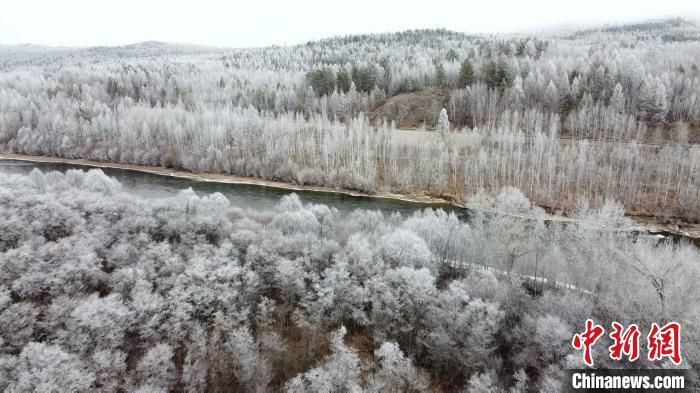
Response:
0,159,464,217
4,158,700,247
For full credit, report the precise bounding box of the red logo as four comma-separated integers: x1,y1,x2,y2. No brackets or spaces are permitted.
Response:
609,322,640,362
647,322,682,365
572,319,605,366
572,320,682,366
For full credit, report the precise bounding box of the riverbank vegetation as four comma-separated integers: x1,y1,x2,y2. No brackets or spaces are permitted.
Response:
1,19,700,222
0,169,697,391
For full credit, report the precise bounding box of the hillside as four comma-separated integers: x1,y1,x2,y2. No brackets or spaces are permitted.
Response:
0,41,221,69
563,17,700,41
0,18,699,222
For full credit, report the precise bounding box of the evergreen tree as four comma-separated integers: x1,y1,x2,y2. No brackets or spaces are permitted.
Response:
435,61,446,88
446,48,459,62
483,57,511,89
306,68,336,96
459,58,475,87
610,82,625,113
352,65,377,93
336,68,351,93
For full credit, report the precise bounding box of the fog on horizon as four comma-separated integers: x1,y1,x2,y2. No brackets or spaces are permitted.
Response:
1,0,699,48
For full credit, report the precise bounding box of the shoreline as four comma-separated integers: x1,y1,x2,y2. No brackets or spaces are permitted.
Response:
1,152,698,240
0,152,455,207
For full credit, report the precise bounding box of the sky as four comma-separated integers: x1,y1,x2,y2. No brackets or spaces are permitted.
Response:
1,0,699,48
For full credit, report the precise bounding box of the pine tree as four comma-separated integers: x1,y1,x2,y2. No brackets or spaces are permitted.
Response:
459,59,475,87
435,62,446,88
336,68,350,93
446,49,459,62
610,82,624,113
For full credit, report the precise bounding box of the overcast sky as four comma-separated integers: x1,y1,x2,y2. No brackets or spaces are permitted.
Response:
1,0,699,48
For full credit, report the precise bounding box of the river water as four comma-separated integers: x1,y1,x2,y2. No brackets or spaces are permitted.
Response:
0,159,464,217
2,159,699,247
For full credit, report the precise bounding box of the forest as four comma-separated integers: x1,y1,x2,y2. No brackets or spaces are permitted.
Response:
0,169,698,391
1,17,700,392
1,19,699,222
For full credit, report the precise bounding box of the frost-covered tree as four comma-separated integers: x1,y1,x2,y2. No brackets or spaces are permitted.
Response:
284,326,362,392
437,107,450,134
0,168,698,391
368,342,430,392
132,343,176,391
6,343,95,392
